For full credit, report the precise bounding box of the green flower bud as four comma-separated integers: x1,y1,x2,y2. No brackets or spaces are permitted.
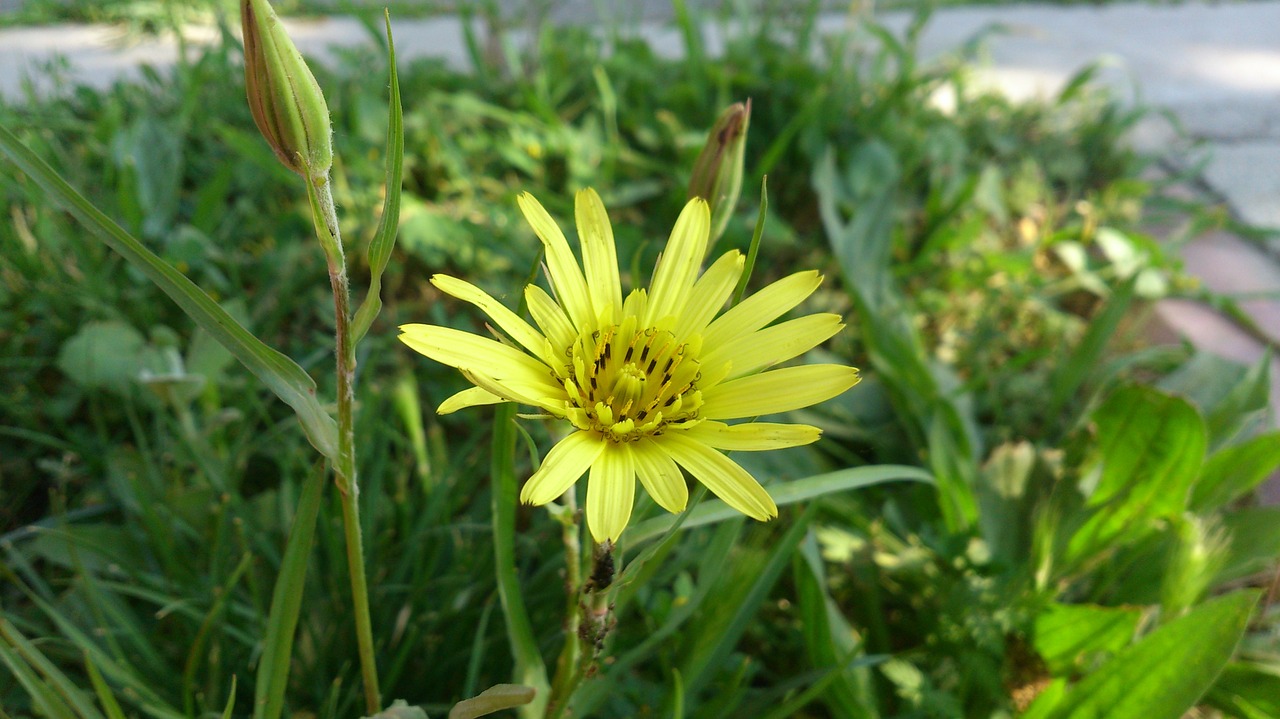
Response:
241,0,332,178
688,99,750,247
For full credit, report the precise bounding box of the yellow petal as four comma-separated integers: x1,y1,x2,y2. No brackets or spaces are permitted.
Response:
645,198,711,326
521,431,604,506
702,270,822,348
632,437,688,513
517,192,594,329
673,250,743,340
678,421,820,451
621,288,647,320
701,364,861,420
431,274,557,367
701,313,844,381
459,369,566,415
658,433,777,521
398,324,561,397
525,284,577,355
586,442,635,542
575,188,622,324
438,386,506,414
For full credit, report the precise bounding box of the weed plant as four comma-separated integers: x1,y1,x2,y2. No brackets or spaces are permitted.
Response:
1,3,1277,718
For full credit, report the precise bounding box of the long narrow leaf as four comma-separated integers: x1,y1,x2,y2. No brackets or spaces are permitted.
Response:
0,125,338,462
0,619,103,719
626,465,932,544
0,639,79,719
1048,276,1136,421
220,677,237,719
254,463,326,719
677,504,816,701
490,405,550,718
84,654,127,719
352,11,405,345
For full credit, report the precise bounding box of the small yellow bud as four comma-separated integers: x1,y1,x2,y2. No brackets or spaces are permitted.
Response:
241,0,333,178
688,99,750,246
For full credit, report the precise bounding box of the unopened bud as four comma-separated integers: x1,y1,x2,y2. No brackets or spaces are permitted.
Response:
241,0,332,178
688,99,750,247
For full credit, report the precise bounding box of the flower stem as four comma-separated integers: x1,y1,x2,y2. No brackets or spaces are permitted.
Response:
546,491,582,716
309,174,381,716
546,542,615,719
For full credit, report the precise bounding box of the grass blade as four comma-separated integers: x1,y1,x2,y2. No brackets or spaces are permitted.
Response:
626,465,932,544
253,462,326,719
1047,276,1136,423
0,618,103,719
676,504,816,702
490,405,550,718
84,654,127,719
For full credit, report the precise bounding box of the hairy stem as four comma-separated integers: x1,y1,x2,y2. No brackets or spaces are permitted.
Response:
311,174,381,715
546,491,582,716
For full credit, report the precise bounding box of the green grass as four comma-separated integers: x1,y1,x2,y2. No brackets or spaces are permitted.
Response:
1,3,1276,718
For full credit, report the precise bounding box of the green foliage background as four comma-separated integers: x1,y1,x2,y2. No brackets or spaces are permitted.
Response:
1,3,1277,718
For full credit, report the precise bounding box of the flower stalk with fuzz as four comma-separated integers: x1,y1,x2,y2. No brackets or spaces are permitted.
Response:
400,189,860,542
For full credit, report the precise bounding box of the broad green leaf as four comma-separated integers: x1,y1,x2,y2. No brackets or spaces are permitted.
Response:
56,321,163,395
448,685,536,719
1215,507,1280,585
1205,662,1280,719
1084,386,1206,509
1159,351,1271,447
627,464,933,545
113,114,182,237
254,464,326,719
1191,431,1280,511
1033,603,1142,676
1021,679,1068,719
1068,386,1206,561
352,11,405,345
1045,590,1259,719
0,125,338,462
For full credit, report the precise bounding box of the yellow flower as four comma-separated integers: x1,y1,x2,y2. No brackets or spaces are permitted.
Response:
400,189,860,542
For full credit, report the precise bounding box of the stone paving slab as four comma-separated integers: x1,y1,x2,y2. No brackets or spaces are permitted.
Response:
1202,142,1280,230
1181,229,1280,345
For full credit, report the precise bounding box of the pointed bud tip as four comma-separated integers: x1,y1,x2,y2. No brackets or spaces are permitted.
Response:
241,0,333,179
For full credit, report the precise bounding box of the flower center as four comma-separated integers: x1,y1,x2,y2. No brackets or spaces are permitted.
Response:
561,317,704,442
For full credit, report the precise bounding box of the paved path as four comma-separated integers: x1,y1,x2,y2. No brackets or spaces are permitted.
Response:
3,1,1280,455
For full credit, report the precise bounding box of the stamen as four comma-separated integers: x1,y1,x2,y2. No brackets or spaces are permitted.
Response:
562,321,701,443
